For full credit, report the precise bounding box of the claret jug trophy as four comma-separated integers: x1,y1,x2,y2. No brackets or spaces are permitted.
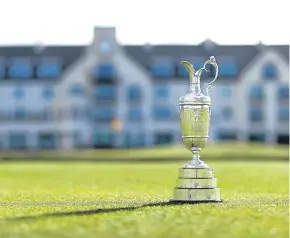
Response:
170,56,222,203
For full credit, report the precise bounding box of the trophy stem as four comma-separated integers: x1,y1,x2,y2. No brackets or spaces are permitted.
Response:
184,149,209,168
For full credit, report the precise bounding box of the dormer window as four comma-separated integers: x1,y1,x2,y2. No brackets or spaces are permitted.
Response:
8,58,33,79
36,57,62,79
218,56,238,77
151,60,174,78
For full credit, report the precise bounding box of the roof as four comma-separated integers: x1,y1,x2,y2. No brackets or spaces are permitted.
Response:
124,43,289,77
0,45,85,67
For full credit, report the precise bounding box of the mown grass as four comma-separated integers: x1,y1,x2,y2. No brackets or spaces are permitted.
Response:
0,161,288,238
0,142,288,162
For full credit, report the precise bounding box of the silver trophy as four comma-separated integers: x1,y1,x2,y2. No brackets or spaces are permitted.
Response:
170,56,222,203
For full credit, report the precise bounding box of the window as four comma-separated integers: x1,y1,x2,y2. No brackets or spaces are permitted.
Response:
218,57,238,77
154,133,173,145
152,62,174,78
153,107,172,120
127,85,141,101
249,133,265,142
93,132,114,148
250,86,263,100
123,133,145,148
36,58,62,79
13,87,25,100
250,108,263,122
0,58,5,79
37,133,57,149
95,85,116,101
43,108,53,121
14,108,27,120
221,86,232,98
217,131,237,140
43,87,55,101
154,85,169,99
8,58,33,79
72,107,86,120
0,111,10,121
9,133,27,149
94,108,115,121
277,135,289,145
73,131,81,147
279,108,289,122
263,63,277,79
94,64,115,80
278,86,289,100
69,84,85,97
222,107,232,120
128,108,142,121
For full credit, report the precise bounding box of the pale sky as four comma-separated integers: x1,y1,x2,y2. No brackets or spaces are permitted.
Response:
0,0,289,45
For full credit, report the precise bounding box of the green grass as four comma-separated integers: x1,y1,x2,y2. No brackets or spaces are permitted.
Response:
0,143,288,161
0,161,288,238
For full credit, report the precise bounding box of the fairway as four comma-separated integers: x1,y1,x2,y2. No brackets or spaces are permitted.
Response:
0,161,288,238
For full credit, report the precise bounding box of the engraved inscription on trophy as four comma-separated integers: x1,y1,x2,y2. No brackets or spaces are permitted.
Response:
180,107,210,136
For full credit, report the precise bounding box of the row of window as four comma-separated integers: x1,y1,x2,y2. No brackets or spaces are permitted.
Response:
1,133,59,149
150,62,278,79
92,61,279,80
219,107,289,122
217,132,289,145
151,60,238,78
0,107,170,121
1,131,288,149
0,106,288,122
249,108,289,122
0,59,63,79
93,107,174,121
0,109,54,121
0,62,115,81
0,132,175,149
0,132,84,149
250,86,289,100
93,132,174,148
94,85,289,102
9,84,86,101
5,84,289,102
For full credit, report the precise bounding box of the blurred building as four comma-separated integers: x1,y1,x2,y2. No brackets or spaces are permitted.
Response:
0,27,289,150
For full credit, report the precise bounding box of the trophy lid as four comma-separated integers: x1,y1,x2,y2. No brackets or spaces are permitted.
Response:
178,56,218,106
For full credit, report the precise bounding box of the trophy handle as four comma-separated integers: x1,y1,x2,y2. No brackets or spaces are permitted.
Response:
203,56,219,86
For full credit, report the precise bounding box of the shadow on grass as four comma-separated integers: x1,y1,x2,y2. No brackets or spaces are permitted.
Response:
2,201,221,222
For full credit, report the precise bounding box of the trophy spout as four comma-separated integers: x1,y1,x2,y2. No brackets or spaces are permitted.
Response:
180,61,195,83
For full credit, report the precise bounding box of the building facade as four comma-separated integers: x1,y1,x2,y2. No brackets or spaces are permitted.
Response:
0,27,289,150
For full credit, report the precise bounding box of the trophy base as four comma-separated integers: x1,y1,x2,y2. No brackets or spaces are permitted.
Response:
170,166,222,203
169,199,223,204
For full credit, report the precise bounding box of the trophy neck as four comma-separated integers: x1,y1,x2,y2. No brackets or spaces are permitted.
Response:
189,75,201,94
189,84,201,94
